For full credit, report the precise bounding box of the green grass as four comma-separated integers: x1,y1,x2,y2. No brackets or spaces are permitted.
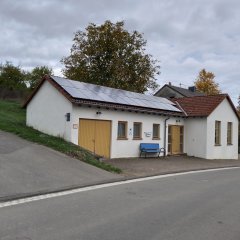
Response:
0,100,121,174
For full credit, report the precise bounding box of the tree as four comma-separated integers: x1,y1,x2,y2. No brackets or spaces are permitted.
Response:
61,21,160,93
27,66,53,90
0,62,26,90
194,69,221,95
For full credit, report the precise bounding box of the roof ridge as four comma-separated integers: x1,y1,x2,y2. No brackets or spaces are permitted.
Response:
154,83,206,97
51,75,158,98
177,94,228,99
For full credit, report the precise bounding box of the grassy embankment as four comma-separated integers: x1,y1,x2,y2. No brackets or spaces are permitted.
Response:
0,100,121,173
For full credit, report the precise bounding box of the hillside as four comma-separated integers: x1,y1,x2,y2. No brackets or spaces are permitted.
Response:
0,100,121,173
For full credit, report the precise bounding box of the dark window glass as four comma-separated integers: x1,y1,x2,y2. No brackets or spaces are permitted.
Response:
215,121,221,145
227,122,232,145
118,121,127,139
153,124,160,139
133,122,142,139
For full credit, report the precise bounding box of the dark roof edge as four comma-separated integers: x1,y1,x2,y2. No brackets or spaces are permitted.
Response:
22,75,73,108
73,98,184,117
22,75,48,108
23,76,184,116
23,77,239,120
197,94,240,120
154,84,189,97
154,84,205,97
165,84,186,96
225,95,240,121
154,84,171,96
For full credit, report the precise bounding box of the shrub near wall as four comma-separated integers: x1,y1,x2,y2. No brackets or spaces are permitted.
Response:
0,87,30,101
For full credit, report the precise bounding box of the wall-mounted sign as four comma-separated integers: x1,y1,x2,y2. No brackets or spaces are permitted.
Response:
73,124,78,129
144,132,152,137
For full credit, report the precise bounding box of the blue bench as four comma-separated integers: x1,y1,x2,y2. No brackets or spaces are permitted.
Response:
140,143,165,158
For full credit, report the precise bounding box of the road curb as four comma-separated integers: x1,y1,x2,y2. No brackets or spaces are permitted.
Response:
1,165,239,203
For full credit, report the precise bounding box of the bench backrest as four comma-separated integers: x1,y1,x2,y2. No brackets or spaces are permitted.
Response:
140,143,160,150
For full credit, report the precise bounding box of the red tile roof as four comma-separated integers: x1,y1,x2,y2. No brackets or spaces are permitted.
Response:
173,94,239,119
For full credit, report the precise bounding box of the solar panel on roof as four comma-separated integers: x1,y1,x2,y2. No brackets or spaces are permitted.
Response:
122,97,135,105
150,101,162,109
51,76,181,112
95,92,115,102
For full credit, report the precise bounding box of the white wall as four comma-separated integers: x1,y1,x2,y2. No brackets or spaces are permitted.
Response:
206,98,239,159
26,82,239,160
184,118,207,158
26,81,72,141
72,105,184,158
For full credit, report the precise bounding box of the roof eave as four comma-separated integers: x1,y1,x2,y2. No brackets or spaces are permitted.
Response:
206,94,240,120
22,75,48,108
225,95,240,121
72,98,184,117
23,76,184,117
22,75,73,108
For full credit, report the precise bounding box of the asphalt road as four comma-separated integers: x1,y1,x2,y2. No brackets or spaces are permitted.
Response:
1,168,240,240
0,131,120,200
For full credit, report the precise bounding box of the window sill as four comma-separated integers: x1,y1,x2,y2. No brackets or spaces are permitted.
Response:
214,144,221,146
117,137,128,140
227,144,233,146
133,138,142,140
152,138,160,140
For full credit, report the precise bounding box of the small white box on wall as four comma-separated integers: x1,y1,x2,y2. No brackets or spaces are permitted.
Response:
73,124,78,129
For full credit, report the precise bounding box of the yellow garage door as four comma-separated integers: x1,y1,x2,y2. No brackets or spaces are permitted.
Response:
78,119,111,158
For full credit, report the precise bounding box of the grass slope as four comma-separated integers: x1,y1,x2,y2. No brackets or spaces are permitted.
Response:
0,100,121,173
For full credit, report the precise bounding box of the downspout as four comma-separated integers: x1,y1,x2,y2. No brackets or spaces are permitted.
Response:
164,117,170,156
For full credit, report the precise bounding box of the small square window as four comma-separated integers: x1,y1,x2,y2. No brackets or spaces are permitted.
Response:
133,122,142,139
153,124,160,139
117,121,127,140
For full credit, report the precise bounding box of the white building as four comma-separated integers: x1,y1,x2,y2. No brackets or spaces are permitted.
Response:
24,75,239,159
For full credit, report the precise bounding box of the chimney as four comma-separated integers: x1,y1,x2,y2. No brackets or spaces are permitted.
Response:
188,86,196,92
169,82,172,86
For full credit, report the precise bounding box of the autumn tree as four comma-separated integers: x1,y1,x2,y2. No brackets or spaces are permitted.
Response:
26,66,53,90
195,69,221,95
61,21,160,93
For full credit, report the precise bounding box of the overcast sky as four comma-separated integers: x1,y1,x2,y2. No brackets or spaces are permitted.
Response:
1,0,239,105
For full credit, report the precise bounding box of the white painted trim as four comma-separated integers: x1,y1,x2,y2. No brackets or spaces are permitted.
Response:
0,167,239,209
